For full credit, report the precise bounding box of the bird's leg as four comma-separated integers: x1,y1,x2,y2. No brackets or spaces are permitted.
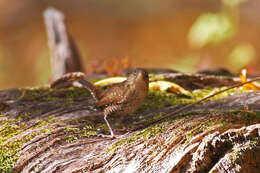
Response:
104,114,115,138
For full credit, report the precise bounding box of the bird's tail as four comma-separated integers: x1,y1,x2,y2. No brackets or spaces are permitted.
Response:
50,72,101,102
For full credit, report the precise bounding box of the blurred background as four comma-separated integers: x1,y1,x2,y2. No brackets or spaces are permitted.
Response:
0,0,260,89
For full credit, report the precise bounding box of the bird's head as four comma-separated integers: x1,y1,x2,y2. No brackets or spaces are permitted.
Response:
127,68,149,84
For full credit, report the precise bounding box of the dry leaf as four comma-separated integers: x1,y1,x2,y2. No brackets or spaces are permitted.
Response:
94,77,126,86
149,81,191,96
240,68,260,90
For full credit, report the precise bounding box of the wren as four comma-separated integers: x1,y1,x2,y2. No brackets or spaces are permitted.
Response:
51,69,149,137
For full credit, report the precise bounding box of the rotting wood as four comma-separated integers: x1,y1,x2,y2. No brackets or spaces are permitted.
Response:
44,7,84,81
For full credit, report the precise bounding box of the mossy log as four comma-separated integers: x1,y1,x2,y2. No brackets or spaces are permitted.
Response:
0,73,260,173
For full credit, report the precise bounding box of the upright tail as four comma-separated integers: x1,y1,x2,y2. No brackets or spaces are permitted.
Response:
50,72,85,88
50,72,101,102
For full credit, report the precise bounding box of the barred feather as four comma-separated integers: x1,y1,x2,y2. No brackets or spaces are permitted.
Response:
50,72,85,88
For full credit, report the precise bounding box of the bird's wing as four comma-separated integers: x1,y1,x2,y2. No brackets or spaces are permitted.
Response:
96,83,131,107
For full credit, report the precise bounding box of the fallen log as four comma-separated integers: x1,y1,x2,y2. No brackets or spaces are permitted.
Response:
0,73,260,173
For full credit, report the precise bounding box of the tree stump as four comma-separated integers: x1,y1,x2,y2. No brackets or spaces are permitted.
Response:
44,7,84,81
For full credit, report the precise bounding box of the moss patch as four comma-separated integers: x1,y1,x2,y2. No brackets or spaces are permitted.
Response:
64,126,99,143
139,87,243,112
131,87,244,131
185,119,227,140
107,122,167,153
20,87,91,102
229,138,260,165
0,117,54,172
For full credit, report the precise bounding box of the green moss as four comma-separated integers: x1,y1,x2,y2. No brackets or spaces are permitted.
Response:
19,87,91,103
20,87,53,100
79,130,98,138
83,125,95,130
95,123,109,132
19,81,244,109
248,137,260,150
40,96,60,102
1,117,19,125
65,132,96,143
0,123,26,143
191,87,243,102
64,125,98,143
0,128,52,172
107,122,167,153
139,91,188,112
0,142,21,173
17,112,31,120
230,138,260,165
65,135,78,143
31,117,54,129
64,127,81,133
128,112,165,129
186,119,227,140
255,112,260,119
0,108,9,115
65,87,91,98
57,98,75,107
0,115,54,172
139,87,243,113
133,87,242,131
227,110,260,125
